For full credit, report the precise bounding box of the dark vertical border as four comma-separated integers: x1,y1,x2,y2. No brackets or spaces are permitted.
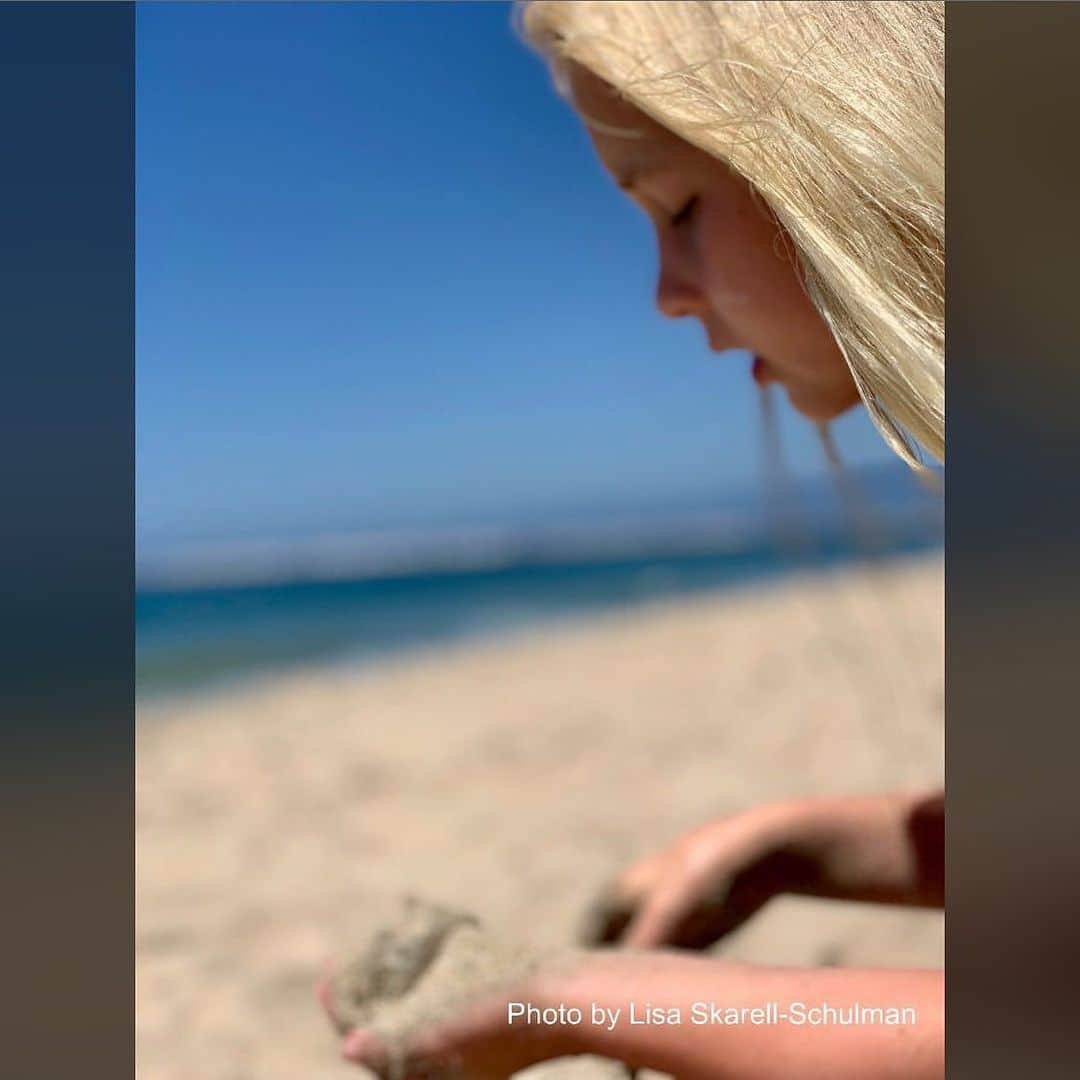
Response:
0,4,134,1077
948,3,1080,1077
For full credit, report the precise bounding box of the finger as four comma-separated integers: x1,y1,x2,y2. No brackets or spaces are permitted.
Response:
620,885,691,949
344,1024,464,1080
579,855,672,945
316,974,351,1036
623,869,776,952
342,1027,393,1073
618,853,668,895
315,977,334,1014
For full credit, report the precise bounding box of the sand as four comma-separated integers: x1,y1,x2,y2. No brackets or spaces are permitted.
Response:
328,896,570,1079
136,554,943,1080
327,897,487,1038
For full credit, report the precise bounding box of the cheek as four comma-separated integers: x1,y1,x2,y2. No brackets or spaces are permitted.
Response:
701,206,823,338
695,201,791,327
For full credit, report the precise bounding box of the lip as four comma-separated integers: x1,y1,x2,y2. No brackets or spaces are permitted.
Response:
751,354,774,386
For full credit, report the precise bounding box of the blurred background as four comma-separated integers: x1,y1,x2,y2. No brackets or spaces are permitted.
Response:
136,5,943,1080
136,1,939,699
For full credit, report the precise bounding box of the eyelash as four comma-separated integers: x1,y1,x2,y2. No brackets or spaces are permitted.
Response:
670,196,699,228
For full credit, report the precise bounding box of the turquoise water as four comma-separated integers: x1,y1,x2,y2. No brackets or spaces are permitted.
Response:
137,518,941,701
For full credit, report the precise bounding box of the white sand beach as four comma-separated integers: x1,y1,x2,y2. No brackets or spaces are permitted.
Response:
137,554,944,1079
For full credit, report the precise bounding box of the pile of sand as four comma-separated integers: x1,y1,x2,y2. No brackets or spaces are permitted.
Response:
329,896,569,1078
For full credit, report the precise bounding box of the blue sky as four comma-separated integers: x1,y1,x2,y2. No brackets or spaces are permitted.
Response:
136,1,893,554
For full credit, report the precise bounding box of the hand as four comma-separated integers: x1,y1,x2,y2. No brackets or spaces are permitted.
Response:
321,949,945,1080
317,968,580,1079
582,806,813,950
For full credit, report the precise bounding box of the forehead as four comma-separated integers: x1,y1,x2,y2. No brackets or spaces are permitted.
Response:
565,62,682,183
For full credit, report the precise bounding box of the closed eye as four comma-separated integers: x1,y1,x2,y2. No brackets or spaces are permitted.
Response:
670,196,699,228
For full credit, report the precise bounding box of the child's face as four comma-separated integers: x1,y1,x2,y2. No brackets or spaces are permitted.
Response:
569,65,861,423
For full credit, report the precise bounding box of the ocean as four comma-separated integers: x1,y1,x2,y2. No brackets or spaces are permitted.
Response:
137,496,942,702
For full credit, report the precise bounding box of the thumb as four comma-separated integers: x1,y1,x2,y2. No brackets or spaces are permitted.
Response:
580,856,669,946
623,873,746,951
620,883,693,949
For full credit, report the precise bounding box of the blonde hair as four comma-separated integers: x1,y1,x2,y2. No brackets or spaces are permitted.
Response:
518,1,944,466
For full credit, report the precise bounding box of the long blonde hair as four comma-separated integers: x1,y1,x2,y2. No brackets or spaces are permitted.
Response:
518,1,944,466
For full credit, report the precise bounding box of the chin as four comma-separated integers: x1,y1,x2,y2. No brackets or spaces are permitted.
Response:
786,383,861,423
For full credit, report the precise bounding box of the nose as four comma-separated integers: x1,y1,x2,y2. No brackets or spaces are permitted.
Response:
654,245,705,321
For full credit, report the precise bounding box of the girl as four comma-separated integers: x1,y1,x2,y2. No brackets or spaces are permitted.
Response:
323,3,944,1076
